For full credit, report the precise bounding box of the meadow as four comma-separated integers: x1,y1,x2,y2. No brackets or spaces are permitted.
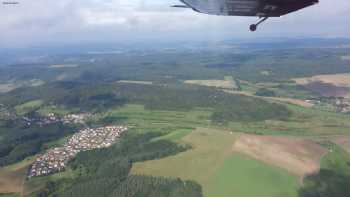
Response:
132,128,300,197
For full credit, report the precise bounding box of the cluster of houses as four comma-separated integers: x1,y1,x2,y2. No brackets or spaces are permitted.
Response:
62,113,91,124
28,125,128,178
0,104,14,120
305,97,350,113
335,98,350,113
22,113,92,127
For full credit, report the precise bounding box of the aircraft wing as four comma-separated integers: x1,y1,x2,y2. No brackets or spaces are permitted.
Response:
179,0,318,17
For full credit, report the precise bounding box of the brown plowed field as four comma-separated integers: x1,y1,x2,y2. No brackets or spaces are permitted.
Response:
233,134,327,177
332,137,350,153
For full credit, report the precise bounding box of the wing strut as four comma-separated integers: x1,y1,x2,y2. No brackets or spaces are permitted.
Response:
250,17,269,32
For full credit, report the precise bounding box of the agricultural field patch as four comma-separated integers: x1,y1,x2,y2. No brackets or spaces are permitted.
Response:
226,89,314,108
132,128,300,197
0,158,33,195
233,134,328,177
117,80,153,85
131,128,237,197
0,83,18,93
294,74,350,97
206,154,299,197
332,137,350,154
0,80,45,93
105,104,212,130
268,97,314,108
304,82,350,98
15,100,44,115
184,76,237,90
341,55,350,61
49,64,78,68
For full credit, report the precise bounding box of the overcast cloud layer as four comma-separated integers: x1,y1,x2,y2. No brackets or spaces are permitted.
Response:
0,0,349,48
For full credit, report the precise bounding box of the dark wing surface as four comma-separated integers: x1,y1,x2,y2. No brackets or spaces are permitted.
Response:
180,0,318,17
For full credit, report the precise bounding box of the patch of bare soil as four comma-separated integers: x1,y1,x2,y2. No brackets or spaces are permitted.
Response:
233,134,327,177
0,166,28,193
294,73,350,87
294,74,350,98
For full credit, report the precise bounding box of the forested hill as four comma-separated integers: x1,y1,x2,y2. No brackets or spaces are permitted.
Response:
0,82,291,122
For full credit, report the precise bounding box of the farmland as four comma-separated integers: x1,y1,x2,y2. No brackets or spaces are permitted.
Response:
233,134,327,177
0,157,34,195
294,73,350,88
184,76,237,90
132,128,300,197
1,38,350,197
294,74,350,98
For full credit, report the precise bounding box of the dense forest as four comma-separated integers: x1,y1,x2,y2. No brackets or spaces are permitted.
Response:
0,122,76,167
299,169,350,197
34,132,202,197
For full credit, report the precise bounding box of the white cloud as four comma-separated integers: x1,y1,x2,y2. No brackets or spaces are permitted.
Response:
0,0,349,47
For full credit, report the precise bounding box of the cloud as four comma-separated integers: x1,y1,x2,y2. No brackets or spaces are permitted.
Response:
0,0,349,48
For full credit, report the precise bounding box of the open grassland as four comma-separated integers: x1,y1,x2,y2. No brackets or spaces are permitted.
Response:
15,100,44,115
184,76,237,90
104,104,212,130
206,154,299,197
132,128,299,197
233,134,327,177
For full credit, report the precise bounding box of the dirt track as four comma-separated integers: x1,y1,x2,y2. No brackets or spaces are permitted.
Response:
233,134,328,177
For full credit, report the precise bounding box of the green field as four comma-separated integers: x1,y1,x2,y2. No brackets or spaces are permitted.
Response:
37,105,76,116
104,104,212,130
207,154,298,197
15,100,44,115
132,128,299,197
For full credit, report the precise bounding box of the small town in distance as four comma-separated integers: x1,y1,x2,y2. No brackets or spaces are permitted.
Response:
28,125,127,178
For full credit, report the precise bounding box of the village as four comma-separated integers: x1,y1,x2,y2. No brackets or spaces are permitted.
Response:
305,97,350,113
28,125,127,178
22,112,92,127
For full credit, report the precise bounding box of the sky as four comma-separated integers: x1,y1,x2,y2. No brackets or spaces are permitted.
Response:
0,0,349,48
